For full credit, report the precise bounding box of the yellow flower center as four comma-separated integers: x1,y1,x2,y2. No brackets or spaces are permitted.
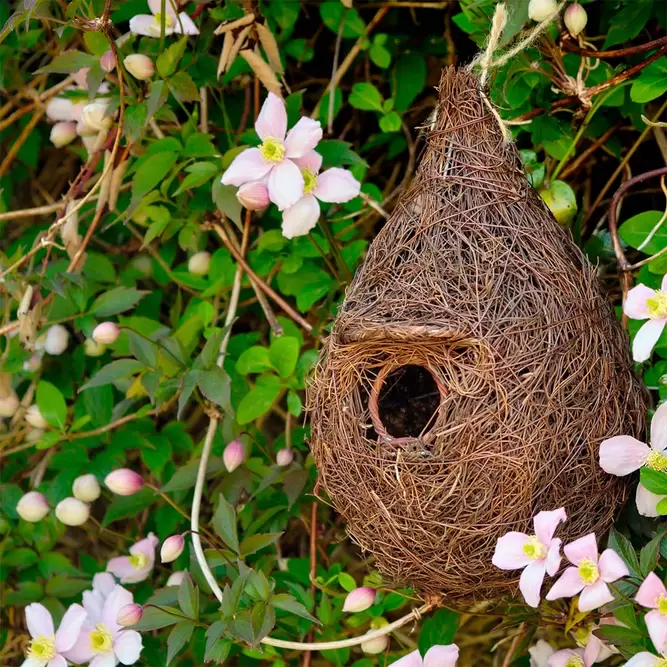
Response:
90,623,113,654
303,169,317,194
129,552,148,570
27,635,56,661
153,12,174,29
656,660,667,667
647,450,667,471
658,594,667,616
573,625,591,647
565,657,584,667
259,137,285,163
522,535,548,560
647,291,667,318
578,558,600,585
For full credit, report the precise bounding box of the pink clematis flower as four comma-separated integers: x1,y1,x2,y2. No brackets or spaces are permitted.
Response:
281,150,361,239
625,652,667,666
22,602,87,667
636,572,667,654
221,93,323,211
547,648,587,667
129,0,199,37
572,620,618,665
64,584,142,667
106,533,158,584
83,573,117,622
492,508,567,608
599,401,667,517
624,277,667,362
546,533,628,612
391,644,459,667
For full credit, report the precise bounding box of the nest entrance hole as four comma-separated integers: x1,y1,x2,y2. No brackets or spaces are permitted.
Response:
375,365,441,439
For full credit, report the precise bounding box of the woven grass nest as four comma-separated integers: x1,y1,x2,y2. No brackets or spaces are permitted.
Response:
308,67,647,599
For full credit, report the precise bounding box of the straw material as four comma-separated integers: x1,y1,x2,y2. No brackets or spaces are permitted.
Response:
308,67,646,599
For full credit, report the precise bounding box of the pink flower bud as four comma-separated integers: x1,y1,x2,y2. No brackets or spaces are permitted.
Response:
528,0,557,21
0,391,19,418
16,491,49,522
50,122,78,148
25,404,48,430
124,54,155,80
100,50,115,73
167,570,187,587
73,474,101,502
93,322,120,345
276,448,294,467
44,324,70,355
161,534,185,563
105,469,144,495
23,354,43,373
80,102,111,134
188,251,211,276
117,603,143,626
360,634,388,655
343,586,376,612
55,497,90,526
564,3,587,36
84,339,106,357
46,97,75,122
223,440,244,472
237,182,270,211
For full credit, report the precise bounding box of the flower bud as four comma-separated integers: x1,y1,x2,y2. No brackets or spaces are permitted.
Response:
93,322,120,345
528,0,557,21
276,448,294,467
237,182,270,211
342,587,376,613
124,54,155,80
131,255,153,276
23,354,43,373
79,102,111,135
46,97,75,122
16,491,49,522
44,324,70,355
360,634,389,655
26,428,45,443
84,339,107,357
100,50,115,73
25,404,48,429
188,251,211,276
0,391,19,418
50,122,78,148
564,3,587,36
117,603,143,627
161,534,185,563
166,570,187,587
223,440,244,472
105,469,144,495
73,474,101,502
55,497,90,526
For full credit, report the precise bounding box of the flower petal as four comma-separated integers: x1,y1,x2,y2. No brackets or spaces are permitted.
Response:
284,117,323,158
578,580,614,612
583,634,603,667
624,285,656,320
533,508,567,545
22,658,45,667
82,589,105,624
519,560,547,608
148,0,178,19
564,533,599,566
221,148,273,187
26,603,54,639
281,195,320,239
491,532,532,570
624,654,663,667
292,150,323,173
389,649,423,667
129,533,158,560
636,483,667,518
547,649,584,667
255,93,287,141
114,630,143,665
129,15,162,37
598,548,629,583
55,603,87,652
313,168,361,204
529,640,555,667
106,556,136,582
599,435,650,476
545,538,562,576
646,609,667,655
47,656,67,667
424,644,459,667
268,159,305,211
633,319,666,363
63,629,94,665
93,572,117,597
637,572,667,609
89,654,117,667
103,585,133,636
175,12,199,35
545,566,585,601
651,402,667,452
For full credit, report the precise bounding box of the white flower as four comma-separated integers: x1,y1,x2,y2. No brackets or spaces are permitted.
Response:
129,0,199,38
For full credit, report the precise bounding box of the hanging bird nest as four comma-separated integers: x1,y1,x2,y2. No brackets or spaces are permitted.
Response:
307,67,646,599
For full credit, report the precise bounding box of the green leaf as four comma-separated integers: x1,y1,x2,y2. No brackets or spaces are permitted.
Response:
133,606,183,631
320,1,366,38
174,161,218,195
619,211,666,254
631,59,667,103
205,622,231,663
640,533,663,576
236,346,273,375
39,552,85,578
146,79,169,122
269,337,300,378
167,621,194,665
272,593,319,624
36,380,67,430
37,50,97,74
169,71,201,103
212,180,242,225
123,103,148,143
45,576,90,598
160,456,226,493
392,52,427,112
102,487,156,527
198,367,231,411
540,180,577,225
607,527,641,578
369,34,391,69
157,36,188,78
349,82,384,112
641,468,667,495
131,152,179,208
184,133,218,158
286,390,302,417
91,287,148,317
80,359,145,391
240,532,282,557
316,140,368,169
212,494,239,553
379,110,402,133
418,608,459,654
236,375,282,424
338,573,357,592
178,576,199,619
178,369,201,419
603,0,653,48
84,32,109,56
3,548,38,569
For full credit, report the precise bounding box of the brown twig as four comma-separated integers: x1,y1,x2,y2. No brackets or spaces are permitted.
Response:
500,622,526,667
562,35,667,58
